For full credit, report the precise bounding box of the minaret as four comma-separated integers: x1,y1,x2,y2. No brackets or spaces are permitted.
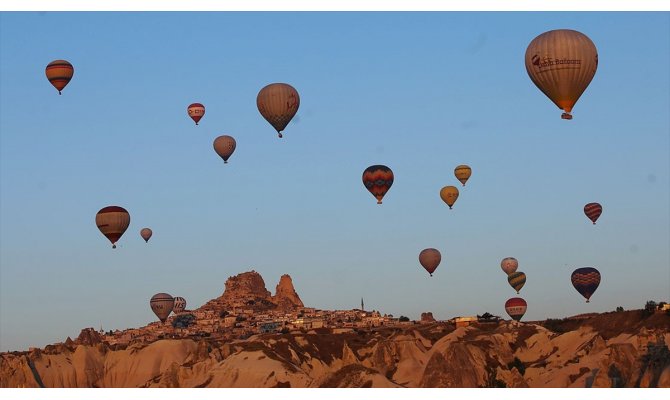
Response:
361,297,364,311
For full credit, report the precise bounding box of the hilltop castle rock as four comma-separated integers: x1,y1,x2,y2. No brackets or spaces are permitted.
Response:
220,270,272,303
207,270,303,311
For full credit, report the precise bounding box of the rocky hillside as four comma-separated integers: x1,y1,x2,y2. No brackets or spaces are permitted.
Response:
2,311,668,388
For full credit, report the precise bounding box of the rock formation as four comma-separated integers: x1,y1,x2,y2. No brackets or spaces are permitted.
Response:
421,312,435,323
220,270,272,303
273,274,304,309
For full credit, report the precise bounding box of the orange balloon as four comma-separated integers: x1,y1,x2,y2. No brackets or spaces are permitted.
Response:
140,228,152,243
525,29,598,120
454,165,472,186
257,83,300,138
45,60,74,95
439,186,459,209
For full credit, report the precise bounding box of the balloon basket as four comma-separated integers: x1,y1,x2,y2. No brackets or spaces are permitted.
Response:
561,112,573,120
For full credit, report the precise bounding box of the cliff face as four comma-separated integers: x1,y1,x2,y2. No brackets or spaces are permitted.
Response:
220,271,272,303
2,312,668,388
273,274,304,309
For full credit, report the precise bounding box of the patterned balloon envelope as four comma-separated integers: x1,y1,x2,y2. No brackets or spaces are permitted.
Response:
571,267,601,303
172,296,187,314
187,103,205,125
507,271,526,294
45,60,74,95
454,165,472,186
505,297,527,321
150,293,174,323
213,135,237,163
584,203,602,225
95,206,130,249
257,83,300,138
419,248,442,277
501,257,519,275
362,165,394,204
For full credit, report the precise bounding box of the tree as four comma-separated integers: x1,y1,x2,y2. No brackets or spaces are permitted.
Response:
616,306,624,312
644,300,658,315
219,310,229,318
399,316,410,322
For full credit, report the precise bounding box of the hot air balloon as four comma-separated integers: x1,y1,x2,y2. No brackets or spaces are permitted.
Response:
507,271,526,294
439,186,459,209
187,103,205,125
525,29,598,120
584,202,602,224
95,206,130,249
362,165,394,204
150,293,174,323
140,228,152,243
213,135,236,163
45,60,74,95
172,296,187,314
571,267,601,303
505,297,527,321
419,248,442,277
501,257,519,275
257,83,300,138
454,165,472,186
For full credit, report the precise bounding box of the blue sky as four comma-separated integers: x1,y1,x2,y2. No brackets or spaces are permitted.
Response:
1,11,668,351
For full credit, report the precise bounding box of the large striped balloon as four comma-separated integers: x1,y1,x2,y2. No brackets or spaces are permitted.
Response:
257,83,300,138
187,103,205,125
500,257,519,275
95,206,130,249
150,293,174,323
525,29,598,120
419,248,441,277
172,296,187,314
362,165,394,204
505,297,527,321
584,202,602,225
45,60,74,95
571,267,601,303
507,271,526,294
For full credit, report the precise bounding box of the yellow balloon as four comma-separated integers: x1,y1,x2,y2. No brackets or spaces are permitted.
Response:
525,29,598,120
454,165,472,186
440,186,459,209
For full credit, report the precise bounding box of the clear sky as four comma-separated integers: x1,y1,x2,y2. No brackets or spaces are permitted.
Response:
1,10,668,352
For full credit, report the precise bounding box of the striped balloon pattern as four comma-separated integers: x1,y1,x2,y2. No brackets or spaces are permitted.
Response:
584,202,603,224
505,297,527,321
362,165,394,204
439,186,459,209
501,257,519,275
95,206,130,249
454,165,472,186
571,267,601,303
150,293,174,323
45,60,74,95
187,103,205,125
507,271,526,294
172,297,187,314
257,83,300,138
